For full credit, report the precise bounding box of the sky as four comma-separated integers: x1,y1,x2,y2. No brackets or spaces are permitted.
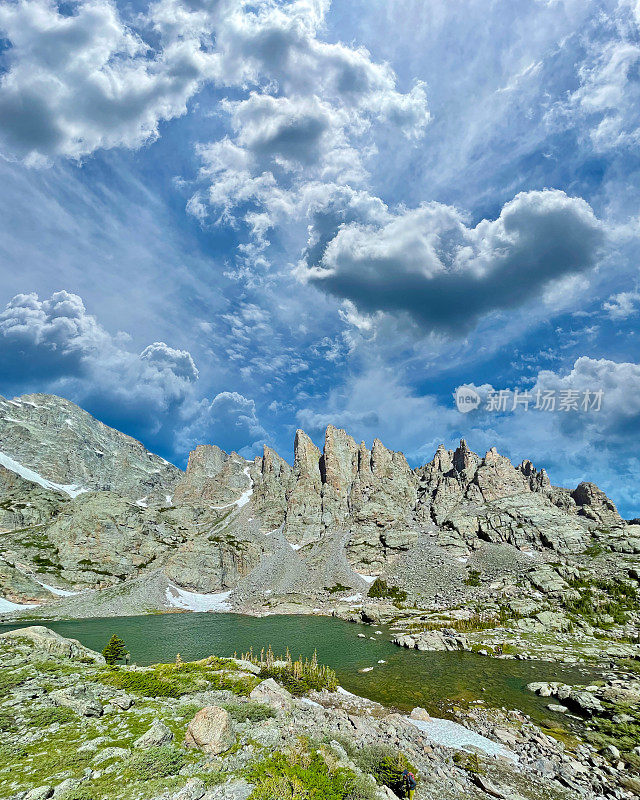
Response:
0,0,639,516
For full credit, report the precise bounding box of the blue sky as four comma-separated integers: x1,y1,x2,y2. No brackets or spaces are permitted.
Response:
1,0,639,515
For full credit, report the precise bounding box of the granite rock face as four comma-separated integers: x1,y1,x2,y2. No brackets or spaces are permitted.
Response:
251,425,417,558
0,393,181,501
173,445,250,507
415,440,593,554
571,481,624,528
0,392,633,615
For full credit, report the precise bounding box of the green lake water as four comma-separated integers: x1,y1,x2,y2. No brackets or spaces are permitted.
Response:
0,613,599,725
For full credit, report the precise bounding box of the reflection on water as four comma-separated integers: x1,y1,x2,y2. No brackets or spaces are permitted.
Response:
1,612,599,724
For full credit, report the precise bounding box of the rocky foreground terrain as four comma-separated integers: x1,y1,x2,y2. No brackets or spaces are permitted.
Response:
2,392,640,667
3,625,640,800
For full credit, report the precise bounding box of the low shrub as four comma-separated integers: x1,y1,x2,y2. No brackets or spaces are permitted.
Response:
464,569,482,587
366,579,407,605
354,745,416,796
98,657,254,698
125,745,186,780
246,741,376,800
222,702,276,723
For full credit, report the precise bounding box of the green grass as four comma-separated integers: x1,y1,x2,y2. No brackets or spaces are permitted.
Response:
97,658,258,698
564,577,638,628
464,569,482,587
0,670,27,692
28,706,78,727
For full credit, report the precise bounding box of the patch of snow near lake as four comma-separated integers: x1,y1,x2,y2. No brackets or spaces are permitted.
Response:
406,717,517,762
32,577,79,597
358,574,377,584
0,596,39,612
165,584,232,612
0,450,88,498
290,543,303,550
343,594,363,602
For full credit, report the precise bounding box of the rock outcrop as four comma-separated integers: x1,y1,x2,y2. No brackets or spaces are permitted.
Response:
0,394,181,503
173,445,250,507
0,626,105,663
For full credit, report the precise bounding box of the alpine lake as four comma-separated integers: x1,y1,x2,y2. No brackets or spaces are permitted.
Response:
0,611,602,733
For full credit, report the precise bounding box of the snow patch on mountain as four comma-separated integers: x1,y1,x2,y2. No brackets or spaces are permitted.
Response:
0,450,88,498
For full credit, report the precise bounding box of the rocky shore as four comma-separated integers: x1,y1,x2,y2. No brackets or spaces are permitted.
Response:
2,626,640,800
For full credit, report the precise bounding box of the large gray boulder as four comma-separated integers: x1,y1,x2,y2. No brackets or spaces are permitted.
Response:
134,719,174,749
249,678,294,711
0,626,105,664
50,684,103,717
184,706,235,755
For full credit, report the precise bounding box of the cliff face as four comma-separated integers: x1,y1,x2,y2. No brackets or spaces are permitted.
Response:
0,392,633,616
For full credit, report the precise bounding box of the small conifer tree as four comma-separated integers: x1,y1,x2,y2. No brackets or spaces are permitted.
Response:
102,634,128,665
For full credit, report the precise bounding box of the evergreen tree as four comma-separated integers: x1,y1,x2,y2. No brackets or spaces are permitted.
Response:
102,634,128,665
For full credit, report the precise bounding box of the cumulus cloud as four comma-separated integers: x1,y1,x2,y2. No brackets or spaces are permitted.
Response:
0,0,217,163
0,291,268,458
534,356,640,439
181,390,267,456
0,290,198,403
296,189,605,334
140,342,199,382
189,0,430,244
0,290,112,378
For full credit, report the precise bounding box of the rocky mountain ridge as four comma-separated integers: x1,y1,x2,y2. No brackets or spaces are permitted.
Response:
0,392,638,622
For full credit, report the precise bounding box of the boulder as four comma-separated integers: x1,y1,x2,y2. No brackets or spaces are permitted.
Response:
50,684,103,717
110,694,135,710
249,678,294,711
133,719,174,749
184,705,235,755
24,788,53,800
0,626,105,664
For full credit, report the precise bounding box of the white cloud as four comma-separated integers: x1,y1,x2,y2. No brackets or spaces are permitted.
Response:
189,0,430,252
0,291,199,408
0,289,269,456
0,0,217,163
603,290,640,318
